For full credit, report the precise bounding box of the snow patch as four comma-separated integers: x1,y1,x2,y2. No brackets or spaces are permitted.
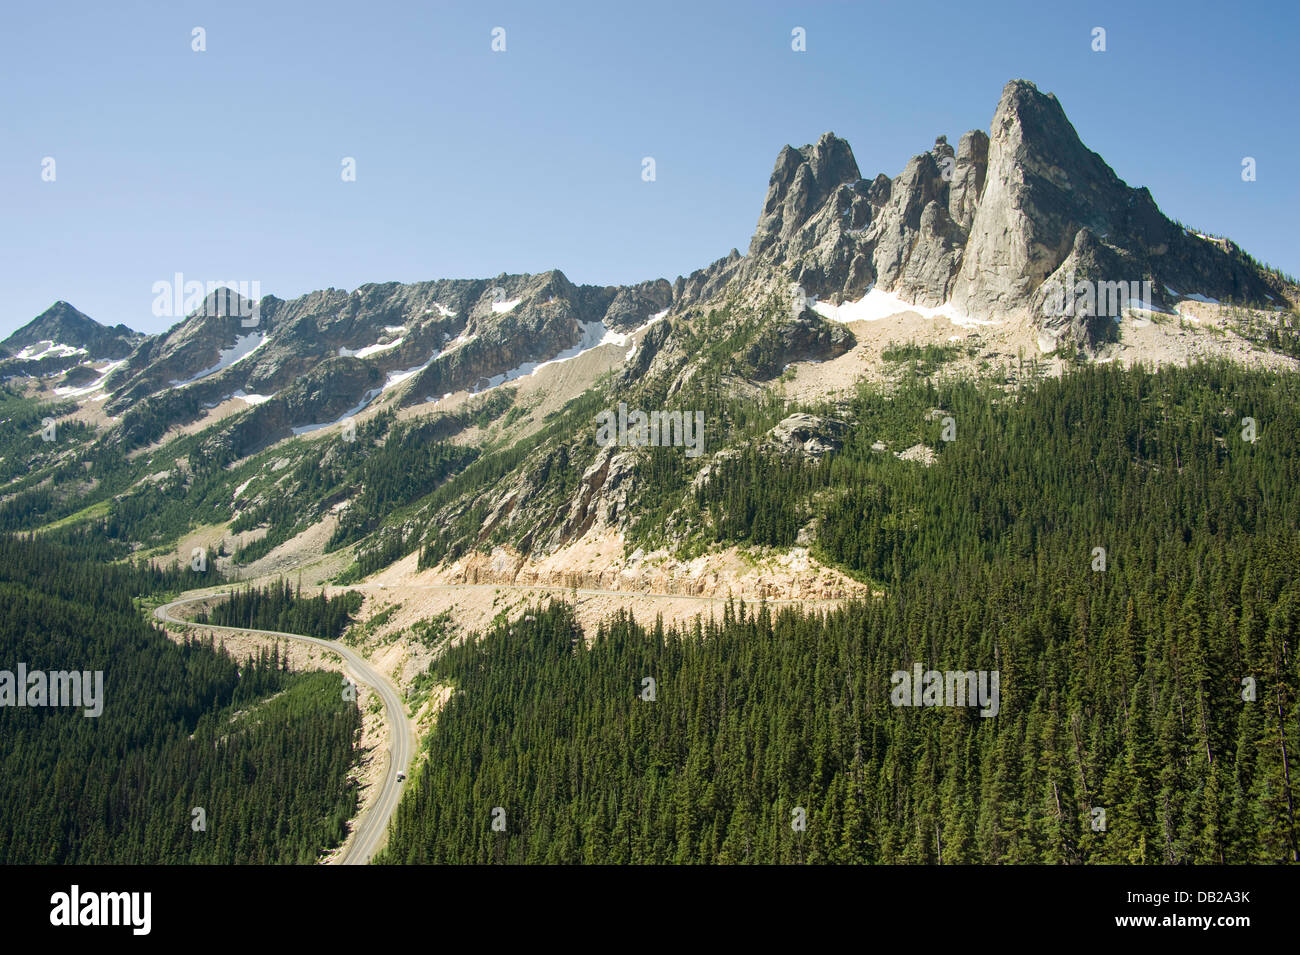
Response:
233,390,273,405
473,320,628,392
353,336,405,359
54,359,127,398
382,353,439,392
625,311,668,364
15,341,88,361
492,298,522,314
813,287,993,327
170,332,268,387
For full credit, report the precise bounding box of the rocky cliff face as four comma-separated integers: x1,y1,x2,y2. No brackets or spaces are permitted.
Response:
730,80,1292,352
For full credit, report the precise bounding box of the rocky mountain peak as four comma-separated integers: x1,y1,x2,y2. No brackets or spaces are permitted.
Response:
2,301,142,368
750,132,860,258
736,79,1292,353
4,301,136,354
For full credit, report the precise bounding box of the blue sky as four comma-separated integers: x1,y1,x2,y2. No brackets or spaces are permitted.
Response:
2,0,1296,337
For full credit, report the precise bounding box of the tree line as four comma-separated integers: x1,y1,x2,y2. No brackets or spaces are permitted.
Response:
0,534,361,863
380,361,1299,864
198,579,363,641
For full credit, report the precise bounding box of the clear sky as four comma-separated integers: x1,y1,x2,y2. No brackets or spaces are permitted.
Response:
2,0,1296,337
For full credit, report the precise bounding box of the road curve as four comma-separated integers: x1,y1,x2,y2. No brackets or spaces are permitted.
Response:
155,592,413,866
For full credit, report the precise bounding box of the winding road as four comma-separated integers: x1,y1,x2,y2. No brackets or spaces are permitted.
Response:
152,579,851,863
154,592,414,866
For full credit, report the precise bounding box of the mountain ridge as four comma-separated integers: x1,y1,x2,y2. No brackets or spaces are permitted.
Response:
5,79,1297,534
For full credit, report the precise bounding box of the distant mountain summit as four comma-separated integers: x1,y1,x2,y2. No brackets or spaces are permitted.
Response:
3,301,141,362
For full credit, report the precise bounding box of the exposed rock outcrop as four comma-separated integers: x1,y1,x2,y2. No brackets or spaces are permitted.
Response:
733,79,1292,353
767,414,849,457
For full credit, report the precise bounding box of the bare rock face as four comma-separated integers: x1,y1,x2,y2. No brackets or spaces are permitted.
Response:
872,151,950,294
671,248,743,308
738,79,1291,354
1029,228,1138,351
603,279,673,331
750,134,861,259
742,311,855,380
947,131,989,232
950,80,1134,324
896,198,966,306
767,414,848,457
472,442,639,557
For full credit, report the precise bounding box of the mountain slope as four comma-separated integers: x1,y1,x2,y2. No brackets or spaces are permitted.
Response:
5,78,1298,587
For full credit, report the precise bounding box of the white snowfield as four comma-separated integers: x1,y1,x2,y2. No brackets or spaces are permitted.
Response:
384,363,427,391
1163,285,1221,307
233,389,273,405
353,336,405,359
54,359,127,398
812,287,997,328
491,298,521,314
16,340,89,361
382,353,439,393
170,332,268,387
